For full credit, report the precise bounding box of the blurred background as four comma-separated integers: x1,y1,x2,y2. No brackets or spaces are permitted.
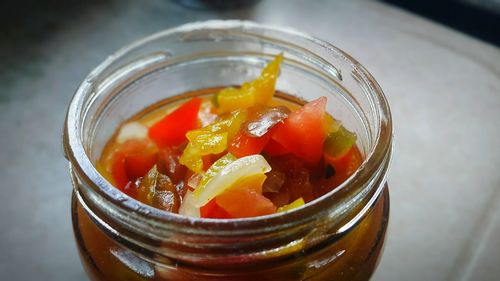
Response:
0,0,499,280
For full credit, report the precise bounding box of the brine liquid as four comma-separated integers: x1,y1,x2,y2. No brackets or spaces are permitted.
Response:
73,187,388,281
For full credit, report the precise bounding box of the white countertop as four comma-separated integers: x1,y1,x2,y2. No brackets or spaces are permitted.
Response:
1,0,499,280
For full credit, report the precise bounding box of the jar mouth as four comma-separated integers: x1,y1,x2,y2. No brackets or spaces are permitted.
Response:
64,20,392,235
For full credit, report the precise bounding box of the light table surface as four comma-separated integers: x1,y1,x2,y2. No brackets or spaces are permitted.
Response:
1,1,499,280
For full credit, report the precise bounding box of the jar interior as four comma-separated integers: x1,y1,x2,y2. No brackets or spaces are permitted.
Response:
65,21,392,268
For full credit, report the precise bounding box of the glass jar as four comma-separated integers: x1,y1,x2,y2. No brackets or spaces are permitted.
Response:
63,20,392,281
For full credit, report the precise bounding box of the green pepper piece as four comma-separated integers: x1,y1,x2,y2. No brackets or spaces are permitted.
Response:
323,126,357,158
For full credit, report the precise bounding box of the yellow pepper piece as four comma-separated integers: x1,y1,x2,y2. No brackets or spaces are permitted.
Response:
216,53,283,113
180,110,247,173
277,197,305,213
217,87,255,114
213,110,247,141
180,143,204,173
252,52,283,104
187,131,227,151
180,132,228,173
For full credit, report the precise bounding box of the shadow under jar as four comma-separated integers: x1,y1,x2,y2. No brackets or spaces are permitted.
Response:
63,20,393,281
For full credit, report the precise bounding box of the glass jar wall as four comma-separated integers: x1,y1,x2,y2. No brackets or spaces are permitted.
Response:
64,20,393,281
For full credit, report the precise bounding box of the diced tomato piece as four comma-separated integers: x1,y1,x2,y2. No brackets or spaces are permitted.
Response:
200,199,233,219
110,139,157,189
263,138,290,156
216,188,277,218
324,146,363,184
111,152,129,190
148,97,202,147
124,153,157,179
210,205,233,219
200,199,217,217
272,97,327,164
228,128,272,158
202,155,214,171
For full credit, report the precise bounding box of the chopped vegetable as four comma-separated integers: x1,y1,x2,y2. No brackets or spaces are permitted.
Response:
243,106,290,137
228,128,273,158
215,54,283,113
200,199,233,219
198,100,219,127
262,170,286,193
265,154,315,204
186,172,202,190
124,152,157,180
272,97,328,164
197,153,237,191
263,138,290,156
193,154,271,207
251,53,283,104
122,177,142,198
227,173,267,193
216,87,255,114
266,188,291,208
323,113,341,134
211,172,277,218
323,126,357,158
148,97,202,147
110,139,157,189
116,122,148,144
201,155,215,171
180,136,225,174
101,53,365,220
277,198,305,213
178,190,200,218
156,147,186,184
111,152,129,190
324,146,363,184
227,106,290,158
180,110,247,172
215,188,276,218
137,166,181,212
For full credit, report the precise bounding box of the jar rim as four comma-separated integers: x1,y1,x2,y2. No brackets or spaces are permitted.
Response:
64,20,392,234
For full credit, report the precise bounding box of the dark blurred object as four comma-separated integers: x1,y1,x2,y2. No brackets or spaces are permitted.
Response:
173,0,259,10
460,0,500,14
383,0,500,46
